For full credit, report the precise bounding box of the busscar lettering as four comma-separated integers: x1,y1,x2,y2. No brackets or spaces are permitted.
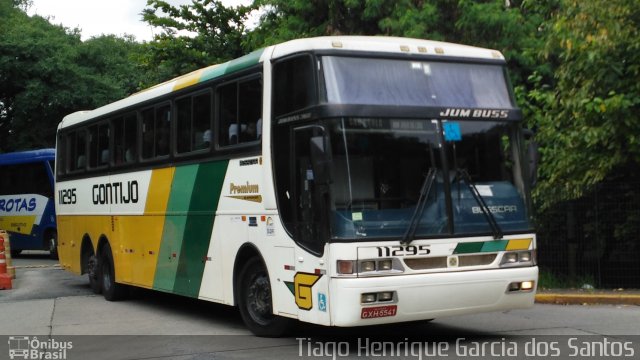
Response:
92,181,139,205
440,108,509,119
472,205,517,214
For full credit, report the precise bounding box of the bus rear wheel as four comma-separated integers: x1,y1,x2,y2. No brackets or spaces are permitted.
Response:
100,243,128,301
237,257,291,337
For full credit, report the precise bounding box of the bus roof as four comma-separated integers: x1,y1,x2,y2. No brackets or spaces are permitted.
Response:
59,36,504,129
0,149,55,165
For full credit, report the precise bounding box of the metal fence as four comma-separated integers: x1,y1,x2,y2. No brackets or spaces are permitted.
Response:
536,182,640,288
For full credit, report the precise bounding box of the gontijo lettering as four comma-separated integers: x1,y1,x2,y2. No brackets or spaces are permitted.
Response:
92,181,139,205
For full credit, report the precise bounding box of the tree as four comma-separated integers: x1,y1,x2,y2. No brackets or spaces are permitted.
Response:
0,2,147,151
530,0,640,208
141,0,252,83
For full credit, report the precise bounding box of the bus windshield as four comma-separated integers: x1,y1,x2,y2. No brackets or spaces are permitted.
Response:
322,56,513,108
327,118,531,240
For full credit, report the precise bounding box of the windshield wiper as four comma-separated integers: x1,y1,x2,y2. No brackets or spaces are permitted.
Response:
457,169,503,239
402,167,437,245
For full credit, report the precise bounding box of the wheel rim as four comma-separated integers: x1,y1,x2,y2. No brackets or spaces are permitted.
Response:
246,271,274,325
49,236,56,252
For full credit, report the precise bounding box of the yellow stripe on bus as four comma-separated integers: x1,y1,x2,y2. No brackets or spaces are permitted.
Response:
172,69,205,91
145,167,175,214
119,167,177,288
506,239,532,251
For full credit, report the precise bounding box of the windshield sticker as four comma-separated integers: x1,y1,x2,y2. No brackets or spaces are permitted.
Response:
443,122,462,142
475,185,494,197
352,212,363,221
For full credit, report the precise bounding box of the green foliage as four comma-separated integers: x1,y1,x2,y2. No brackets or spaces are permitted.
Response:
0,2,146,152
140,0,253,83
531,0,640,209
2,0,639,216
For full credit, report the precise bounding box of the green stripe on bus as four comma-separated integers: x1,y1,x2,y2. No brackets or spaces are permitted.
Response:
453,240,509,254
173,160,229,297
200,49,264,83
153,165,199,292
453,242,483,254
226,49,264,74
481,240,509,252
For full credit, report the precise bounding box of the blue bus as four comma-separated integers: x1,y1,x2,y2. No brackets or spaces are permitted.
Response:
0,149,58,259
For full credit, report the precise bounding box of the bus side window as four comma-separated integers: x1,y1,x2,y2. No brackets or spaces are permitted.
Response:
142,104,171,159
88,122,109,168
218,82,237,146
67,129,87,172
177,90,212,153
218,77,261,147
113,114,138,165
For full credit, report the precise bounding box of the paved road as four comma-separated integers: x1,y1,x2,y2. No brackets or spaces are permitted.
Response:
1,253,639,359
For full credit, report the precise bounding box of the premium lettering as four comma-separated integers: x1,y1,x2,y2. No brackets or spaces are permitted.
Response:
230,182,259,194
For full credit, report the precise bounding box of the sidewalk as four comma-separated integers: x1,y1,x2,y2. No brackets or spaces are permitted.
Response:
535,288,640,306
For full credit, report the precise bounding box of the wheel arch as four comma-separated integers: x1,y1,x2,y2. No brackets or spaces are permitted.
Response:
80,234,94,274
96,234,110,257
232,243,266,306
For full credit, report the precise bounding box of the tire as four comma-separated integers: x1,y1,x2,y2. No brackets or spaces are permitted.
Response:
100,243,128,301
87,253,102,294
237,257,291,337
47,231,59,260
10,249,21,258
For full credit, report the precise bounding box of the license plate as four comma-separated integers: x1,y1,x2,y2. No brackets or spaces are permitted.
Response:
361,305,397,319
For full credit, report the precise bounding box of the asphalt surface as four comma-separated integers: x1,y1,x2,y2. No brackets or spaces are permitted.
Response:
1,252,639,360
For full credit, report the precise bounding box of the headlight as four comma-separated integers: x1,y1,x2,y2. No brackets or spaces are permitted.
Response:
360,261,376,272
500,251,535,267
378,259,393,271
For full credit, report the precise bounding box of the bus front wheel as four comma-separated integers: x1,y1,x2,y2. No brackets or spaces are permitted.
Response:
100,243,128,301
237,257,291,337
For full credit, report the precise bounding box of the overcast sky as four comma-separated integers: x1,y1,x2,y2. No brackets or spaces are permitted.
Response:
28,0,252,42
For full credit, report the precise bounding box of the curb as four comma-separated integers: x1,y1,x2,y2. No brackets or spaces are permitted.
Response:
535,293,640,306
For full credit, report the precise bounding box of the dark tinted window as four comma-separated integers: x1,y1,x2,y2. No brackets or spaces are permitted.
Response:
67,129,87,172
88,122,109,168
177,91,212,153
218,78,262,147
273,56,315,117
0,162,53,198
113,114,138,165
142,104,171,159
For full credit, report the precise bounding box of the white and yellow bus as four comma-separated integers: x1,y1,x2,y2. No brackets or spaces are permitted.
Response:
55,36,537,336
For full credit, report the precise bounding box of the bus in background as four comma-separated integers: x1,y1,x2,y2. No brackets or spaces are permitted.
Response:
0,149,58,259
55,36,537,336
